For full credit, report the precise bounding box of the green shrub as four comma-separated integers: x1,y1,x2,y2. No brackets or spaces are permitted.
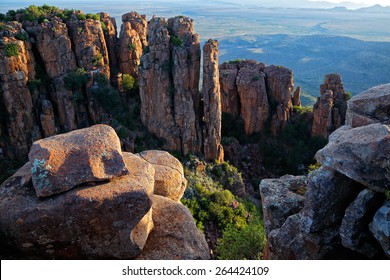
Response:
64,68,88,91
171,35,183,47
252,75,259,82
76,13,86,21
5,43,19,57
90,73,121,113
27,79,42,90
92,53,103,66
142,46,150,55
216,217,266,260
86,13,100,21
128,43,137,51
15,32,28,41
346,91,352,100
122,74,137,93
385,190,390,201
100,21,108,33
0,13,6,21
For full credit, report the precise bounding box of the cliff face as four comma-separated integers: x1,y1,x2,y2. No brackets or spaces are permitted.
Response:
260,84,390,259
0,22,40,160
311,74,348,138
139,16,222,161
118,12,147,78
219,61,299,136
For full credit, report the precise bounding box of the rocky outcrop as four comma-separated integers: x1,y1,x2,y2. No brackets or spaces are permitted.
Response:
311,74,348,138
136,195,210,260
0,125,209,259
138,150,187,202
28,125,128,197
346,83,390,128
99,12,119,77
219,60,300,136
67,15,110,78
340,189,384,257
118,12,147,77
262,84,390,259
0,22,41,160
139,16,221,161
316,124,390,192
260,175,307,234
202,39,224,162
369,202,390,257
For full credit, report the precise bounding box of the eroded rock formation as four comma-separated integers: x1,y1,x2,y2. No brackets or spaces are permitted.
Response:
219,60,300,136
261,84,390,259
139,16,222,161
0,126,209,259
311,74,348,138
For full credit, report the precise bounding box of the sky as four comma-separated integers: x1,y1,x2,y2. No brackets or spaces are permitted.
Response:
310,0,390,5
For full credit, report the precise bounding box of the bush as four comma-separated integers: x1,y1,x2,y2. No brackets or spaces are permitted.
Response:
100,21,108,33
27,79,42,90
171,35,183,47
86,13,100,21
385,190,390,201
64,68,88,91
92,53,103,66
76,13,86,21
90,73,121,113
122,74,137,93
216,217,266,260
5,43,19,57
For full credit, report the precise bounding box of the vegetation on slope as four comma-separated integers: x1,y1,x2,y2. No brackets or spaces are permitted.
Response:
181,156,266,259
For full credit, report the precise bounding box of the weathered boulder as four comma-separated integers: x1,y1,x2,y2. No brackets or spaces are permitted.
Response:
369,201,390,257
312,74,348,138
28,124,128,197
135,195,210,260
138,150,187,201
340,189,384,257
346,83,390,128
259,175,307,234
0,153,154,259
316,124,390,192
301,167,362,233
202,39,224,162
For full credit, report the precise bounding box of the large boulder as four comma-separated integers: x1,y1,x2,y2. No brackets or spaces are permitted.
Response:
259,175,307,234
0,151,154,259
340,189,384,257
369,201,390,258
346,83,390,128
137,150,187,201
28,124,129,197
316,124,390,192
136,195,210,260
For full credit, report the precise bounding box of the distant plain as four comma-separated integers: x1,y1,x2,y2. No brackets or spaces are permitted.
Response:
2,0,390,105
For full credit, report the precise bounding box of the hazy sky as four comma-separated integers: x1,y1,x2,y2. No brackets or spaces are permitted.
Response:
310,0,389,5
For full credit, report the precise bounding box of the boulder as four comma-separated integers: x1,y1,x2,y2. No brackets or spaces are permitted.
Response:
28,124,129,197
259,175,307,234
369,201,390,257
138,150,187,201
0,153,154,259
340,189,384,257
316,124,390,192
135,195,210,260
346,83,390,128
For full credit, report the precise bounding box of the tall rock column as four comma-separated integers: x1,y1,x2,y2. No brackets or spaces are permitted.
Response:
139,17,179,151
118,12,147,78
312,73,348,138
25,18,78,132
202,39,224,162
100,12,119,79
0,22,41,160
264,65,294,135
168,16,202,155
